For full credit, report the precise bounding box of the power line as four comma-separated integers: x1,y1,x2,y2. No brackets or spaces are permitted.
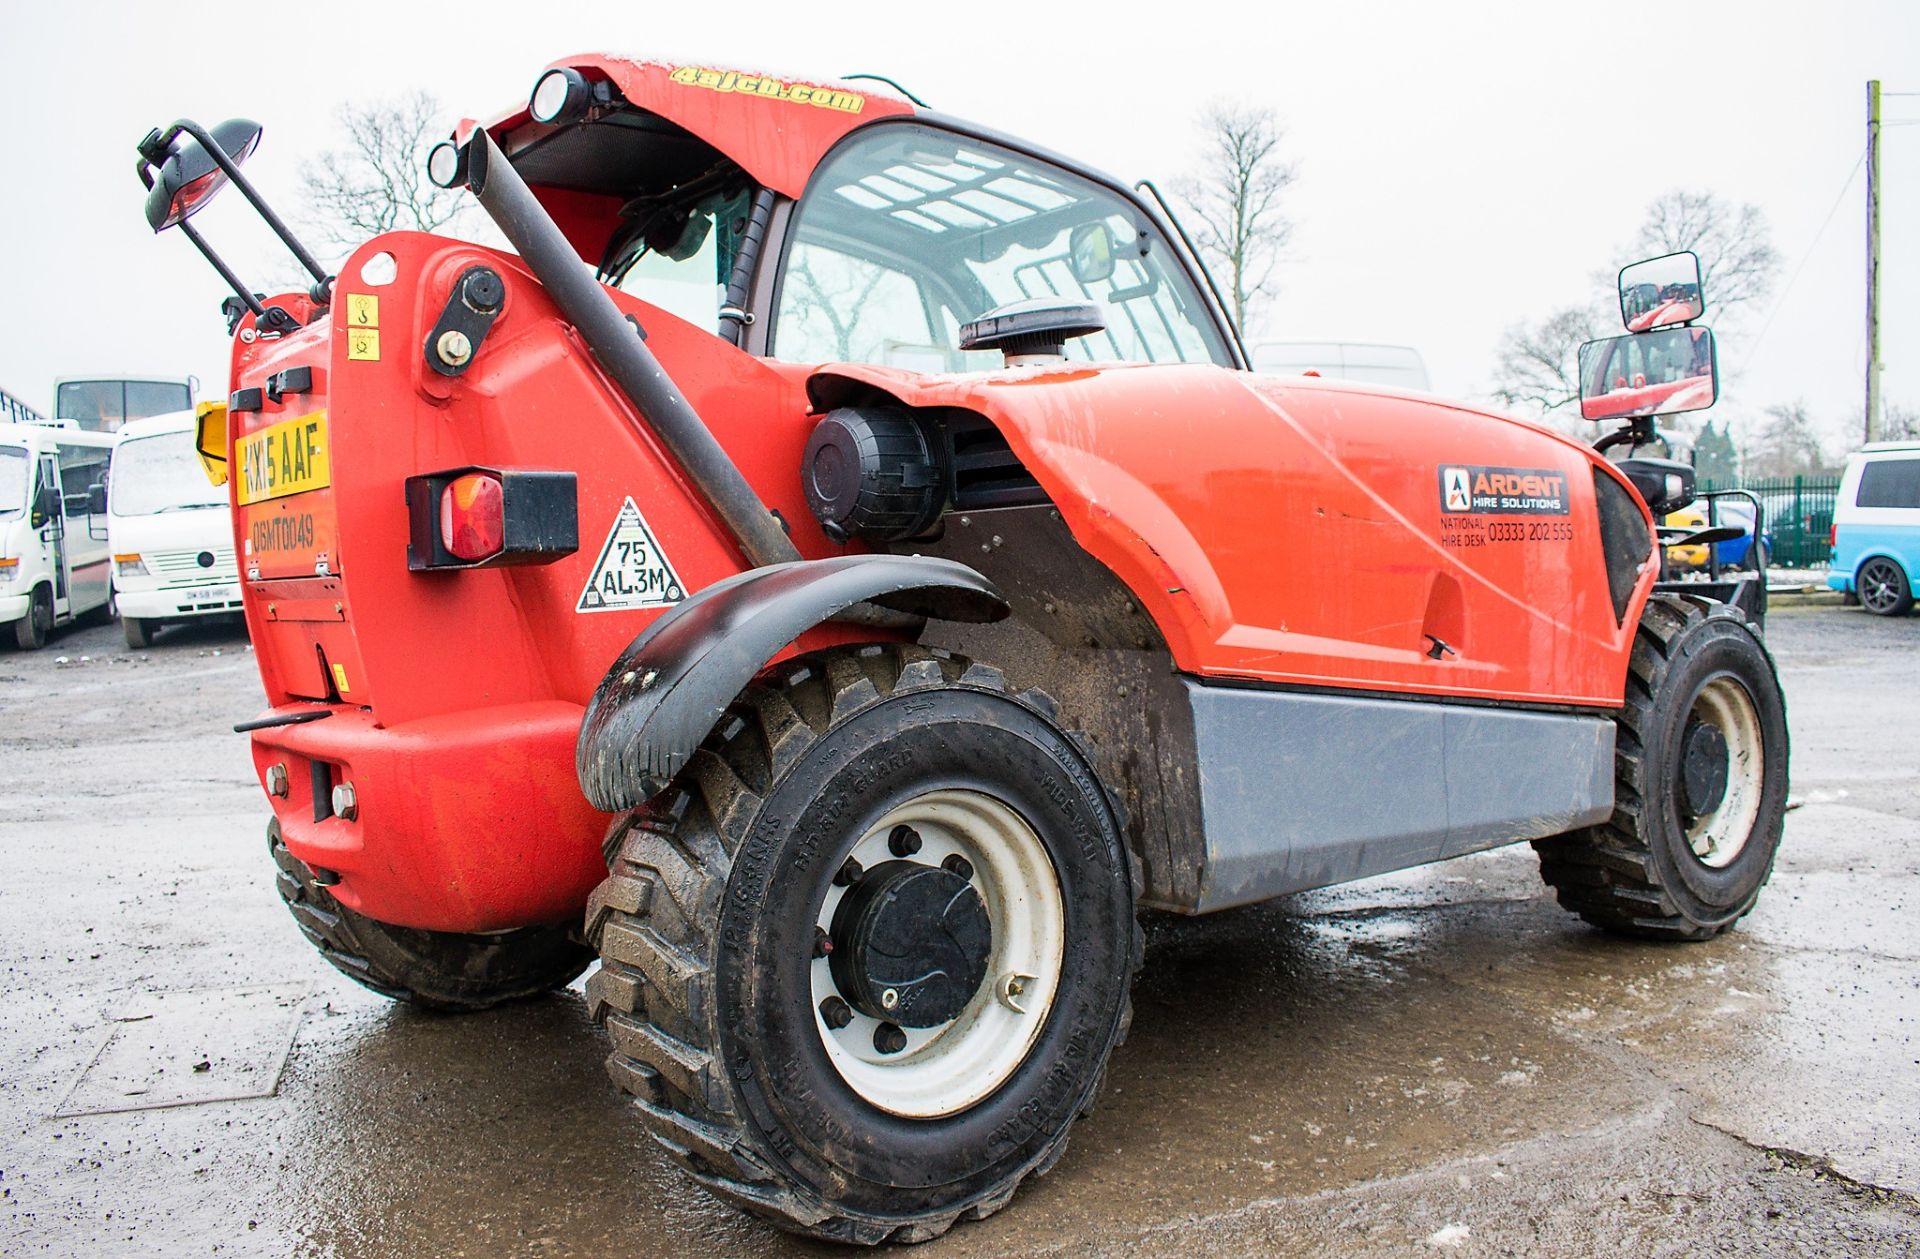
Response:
1738,147,1867,375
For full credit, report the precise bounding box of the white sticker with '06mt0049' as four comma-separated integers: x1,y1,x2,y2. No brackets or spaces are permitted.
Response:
576,498,686,613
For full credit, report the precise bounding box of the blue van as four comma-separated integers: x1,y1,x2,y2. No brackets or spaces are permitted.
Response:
1827,441,1920,616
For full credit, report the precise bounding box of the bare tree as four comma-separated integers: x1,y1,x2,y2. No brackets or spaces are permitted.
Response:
1630,189,1781,317
1741,402,1832,478
1176,101,1296,337
1880,401,1920,442
1490,302,1610,418
300,92,469,253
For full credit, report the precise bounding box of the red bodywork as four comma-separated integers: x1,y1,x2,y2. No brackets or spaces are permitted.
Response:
226,56,1657,932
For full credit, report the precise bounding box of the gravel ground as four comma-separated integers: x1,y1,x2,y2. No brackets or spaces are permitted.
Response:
0,603,1915,1257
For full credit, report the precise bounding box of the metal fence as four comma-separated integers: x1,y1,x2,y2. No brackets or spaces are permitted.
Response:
1700,474,1842,569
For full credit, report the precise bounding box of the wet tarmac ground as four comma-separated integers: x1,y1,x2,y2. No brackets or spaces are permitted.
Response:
1,605,1916,1257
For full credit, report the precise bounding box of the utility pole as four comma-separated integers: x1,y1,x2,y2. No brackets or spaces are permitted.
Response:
1866,79,1882,445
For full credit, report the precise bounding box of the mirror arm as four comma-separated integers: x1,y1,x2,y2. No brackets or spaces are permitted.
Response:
160,117,333,298
178,220,273,322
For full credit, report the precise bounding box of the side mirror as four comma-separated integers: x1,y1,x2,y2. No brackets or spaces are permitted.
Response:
1068,222,1116,285
31,485,59,528
88,484,108,515
1578,325,1718,422
144,118,263,232
1617,251,1703,332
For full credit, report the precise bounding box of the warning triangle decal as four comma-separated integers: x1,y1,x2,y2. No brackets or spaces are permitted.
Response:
576,497,687,613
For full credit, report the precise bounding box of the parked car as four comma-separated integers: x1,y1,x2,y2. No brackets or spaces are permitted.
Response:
1662,497,1767,573
107,410,242,646
1826,441,1920,616
1758,490,1834,569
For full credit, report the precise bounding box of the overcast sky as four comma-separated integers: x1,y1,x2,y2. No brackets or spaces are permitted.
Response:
1,1,1913,451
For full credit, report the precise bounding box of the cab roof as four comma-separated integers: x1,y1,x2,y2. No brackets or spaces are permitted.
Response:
472,54,917,200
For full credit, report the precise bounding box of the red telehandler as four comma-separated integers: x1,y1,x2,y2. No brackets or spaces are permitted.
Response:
137,56,1785,1243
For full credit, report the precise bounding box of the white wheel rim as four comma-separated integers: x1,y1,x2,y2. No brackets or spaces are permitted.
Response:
1684,676,1765,868
810,789,1064,1118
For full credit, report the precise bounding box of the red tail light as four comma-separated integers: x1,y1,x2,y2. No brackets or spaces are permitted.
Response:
439,472,505,561
405,466,579,571
1830,524,1837,549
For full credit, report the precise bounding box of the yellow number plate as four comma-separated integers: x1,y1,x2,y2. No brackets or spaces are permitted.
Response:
236,411,332,506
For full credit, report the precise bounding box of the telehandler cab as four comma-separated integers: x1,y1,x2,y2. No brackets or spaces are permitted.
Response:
138,57,1787,1244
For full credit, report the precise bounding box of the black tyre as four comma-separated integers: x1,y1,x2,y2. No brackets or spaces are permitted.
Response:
1535,595,1789,940
269,820,593,1011
584,644,1140,1245
123,616,155,649
14,585,52,650
1857,557,1913,617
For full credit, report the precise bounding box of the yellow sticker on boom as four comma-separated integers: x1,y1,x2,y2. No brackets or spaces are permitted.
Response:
346,328,380,361
345,294,379,327
236,411,332,506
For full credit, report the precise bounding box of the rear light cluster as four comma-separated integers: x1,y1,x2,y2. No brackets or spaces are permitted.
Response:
404,466,579,571
440,472,505,561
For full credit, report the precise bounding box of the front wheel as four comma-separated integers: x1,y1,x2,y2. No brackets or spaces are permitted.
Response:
1857,557,1913,617
123,616,155,649
1535,595,1789,940
13,585,52,650
584,645,1140,1244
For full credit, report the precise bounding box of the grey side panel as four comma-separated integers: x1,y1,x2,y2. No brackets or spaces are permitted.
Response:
1188,683,1614,912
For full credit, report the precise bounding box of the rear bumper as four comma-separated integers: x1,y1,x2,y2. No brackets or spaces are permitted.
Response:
248,700,613,932
1826,571,1852,593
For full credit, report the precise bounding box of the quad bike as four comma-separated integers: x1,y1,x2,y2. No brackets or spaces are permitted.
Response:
136,57,1787,1244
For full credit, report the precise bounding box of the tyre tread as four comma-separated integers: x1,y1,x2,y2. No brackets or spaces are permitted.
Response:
586,642,1143,1244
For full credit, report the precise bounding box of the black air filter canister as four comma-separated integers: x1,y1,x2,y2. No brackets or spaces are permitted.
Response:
802,407,946,542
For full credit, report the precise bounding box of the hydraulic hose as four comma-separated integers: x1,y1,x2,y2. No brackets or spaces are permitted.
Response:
465,131,800,570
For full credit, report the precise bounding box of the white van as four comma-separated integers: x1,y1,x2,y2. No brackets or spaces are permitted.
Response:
0,422,115,649
1826,441,1920,617
107,411,241,647
52,375,195,434
1249,341,1432,391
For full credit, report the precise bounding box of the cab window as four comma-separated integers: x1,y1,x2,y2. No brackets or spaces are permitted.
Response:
773,124,1230,370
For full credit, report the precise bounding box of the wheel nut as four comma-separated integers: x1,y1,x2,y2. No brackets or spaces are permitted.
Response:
835,857,864,887
264,763,289,798
887,825,922,858
813,926,832,958
873,1022,908,1054
819,996,853,1030
942,854,974,881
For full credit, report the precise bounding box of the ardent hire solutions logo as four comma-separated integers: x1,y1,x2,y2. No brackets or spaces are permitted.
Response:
1442,467,1473,513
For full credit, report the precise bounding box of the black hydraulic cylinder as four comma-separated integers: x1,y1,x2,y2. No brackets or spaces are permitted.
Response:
465,131,800,570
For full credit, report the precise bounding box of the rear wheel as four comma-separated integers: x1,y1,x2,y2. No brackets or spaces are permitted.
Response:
1535,595,1788,940
123,616,155,649
584,644,1140,1244
14,585,52,650
269,821,593,1010
1857,557,1913,617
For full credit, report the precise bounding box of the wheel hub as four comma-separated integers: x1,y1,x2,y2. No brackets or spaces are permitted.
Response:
1680,718,1730,819
829,859,992,1028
